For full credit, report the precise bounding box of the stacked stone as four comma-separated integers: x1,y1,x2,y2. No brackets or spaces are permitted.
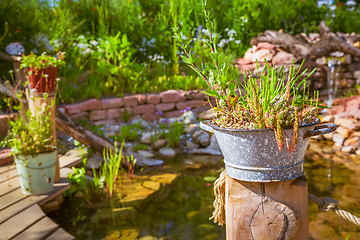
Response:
61,90,211,125
234,33,360,100
319,94,360,155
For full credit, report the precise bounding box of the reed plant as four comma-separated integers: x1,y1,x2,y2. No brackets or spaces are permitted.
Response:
174,0,321,152
93,142,123,197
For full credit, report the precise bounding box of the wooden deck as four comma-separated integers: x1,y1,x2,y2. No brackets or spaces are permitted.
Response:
0,155,82,240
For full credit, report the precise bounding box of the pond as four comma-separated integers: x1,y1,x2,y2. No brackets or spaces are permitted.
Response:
49,142,360,240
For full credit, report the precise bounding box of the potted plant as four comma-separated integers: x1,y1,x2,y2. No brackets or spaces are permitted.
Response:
173,4,336,182
20,52,65,94
0,98,57,195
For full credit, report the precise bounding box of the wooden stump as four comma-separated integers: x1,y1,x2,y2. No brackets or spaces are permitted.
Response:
225,175,308,240
28,93,60,183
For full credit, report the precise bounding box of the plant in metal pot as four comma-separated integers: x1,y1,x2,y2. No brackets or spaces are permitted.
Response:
20,52,65,94
0,97,57,194
173,1,336,182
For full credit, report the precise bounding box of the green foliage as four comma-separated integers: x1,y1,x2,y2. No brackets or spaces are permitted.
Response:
165,121,184,148
0,98,56,156
110,124,138,142
126,155,137,179
63,166,88,198
20,52,65,70
133,143,148,152
93,142,124,197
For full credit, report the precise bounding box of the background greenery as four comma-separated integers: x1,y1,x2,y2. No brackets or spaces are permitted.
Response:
0,0,359,104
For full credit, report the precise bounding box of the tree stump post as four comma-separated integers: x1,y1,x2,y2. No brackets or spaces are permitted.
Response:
28,93,60,183
225,175,308,240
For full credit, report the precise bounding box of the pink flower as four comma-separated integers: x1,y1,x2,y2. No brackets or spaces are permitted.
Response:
206,183,211,186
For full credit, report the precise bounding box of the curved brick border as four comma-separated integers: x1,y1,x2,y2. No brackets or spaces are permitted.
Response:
60,90,213,125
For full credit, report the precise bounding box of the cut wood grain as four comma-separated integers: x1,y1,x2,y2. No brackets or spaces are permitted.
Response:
225,175,308,240
0,164,15,174
12,217,59,240
0,168,18,184
0,188,28,211
59,156,82,169
0,204,45,240
0,177,20,197
45,228,74,240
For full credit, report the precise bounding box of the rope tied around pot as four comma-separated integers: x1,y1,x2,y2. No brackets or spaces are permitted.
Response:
210,170,360,227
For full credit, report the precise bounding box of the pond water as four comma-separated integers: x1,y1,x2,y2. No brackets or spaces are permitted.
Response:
49,143,360,240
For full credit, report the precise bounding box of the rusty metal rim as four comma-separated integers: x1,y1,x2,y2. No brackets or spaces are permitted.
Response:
223,159,305,172
202,118,320,133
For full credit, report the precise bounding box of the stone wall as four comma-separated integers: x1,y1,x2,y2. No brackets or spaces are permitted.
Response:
234,39,360,100
59,90,213,125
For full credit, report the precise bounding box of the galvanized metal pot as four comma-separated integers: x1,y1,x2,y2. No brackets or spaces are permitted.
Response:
200,119,336,182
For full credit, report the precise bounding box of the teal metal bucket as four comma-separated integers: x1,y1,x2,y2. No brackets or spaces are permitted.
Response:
15,151,57,195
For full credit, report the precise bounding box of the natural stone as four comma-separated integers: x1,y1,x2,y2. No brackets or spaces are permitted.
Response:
335,126,353,138
236,58,252,65
343,136,360,149
236,63,255,73
141,159,163,167
141,132,152,144
134,94,147,104
186,140,199,151
146,94,161,104
160,90,186,103
82,99,101,111
356,149,360,155
181,111,197,124
87,155,104,169
133,104,155,115
137,150,154,158
192,148,222,156
321,115,334,123
165,110,183,118
335,118,358,130
107,109,121,119
90,110,107,121
185,90,206,100
159,147,176,158
176,100,207,110
273,51,297,65
131,118,148,128
208,135,221,151
197,108,213,120
141,112,161,122
153,139,167,149
71,111,89,120
101,98,124,109
124,96,138,107
64,103,83,115
256,42,275,51
155,103,175,112
341,146,355,153
185,124,198,134
193,131,210,147
315,56,327,65
94,119,115,126
332,133,345,147
250,49,273,63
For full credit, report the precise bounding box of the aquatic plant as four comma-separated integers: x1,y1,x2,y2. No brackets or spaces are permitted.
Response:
93,142,124,197
126,155,137,179
165,121,184,148
173,0,321,152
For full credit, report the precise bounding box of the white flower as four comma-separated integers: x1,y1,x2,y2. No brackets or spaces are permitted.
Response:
217,39,227,48
81,48,92,55
235,40,241,44
90,40,99,46
78,35,85,39
202,29,210,35
181,33,187,40
225,28,229,32
227,29,237,37
77,43,88,49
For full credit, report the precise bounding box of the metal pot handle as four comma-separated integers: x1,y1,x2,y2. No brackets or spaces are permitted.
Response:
303,123,337,139
199,121,214,133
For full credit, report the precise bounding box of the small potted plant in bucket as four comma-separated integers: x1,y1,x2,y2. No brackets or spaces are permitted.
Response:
1,98,57,195
20,52,65,94
173,5,336,182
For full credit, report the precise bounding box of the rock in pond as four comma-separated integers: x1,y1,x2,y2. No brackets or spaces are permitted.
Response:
153,139,167,150
159,147,176,158
137,150,154,158
141,159,163,167
87,155,104,169
186,140,199,151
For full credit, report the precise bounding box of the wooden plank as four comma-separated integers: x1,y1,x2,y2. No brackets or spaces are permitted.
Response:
59,156,82,169
0,204,45,240
0,178,69,224
0,168,18,184
12,217,59,240
0,164,15,174
0,177,20,197
45,228,74,240
0,188,28,211
37,177,70,206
